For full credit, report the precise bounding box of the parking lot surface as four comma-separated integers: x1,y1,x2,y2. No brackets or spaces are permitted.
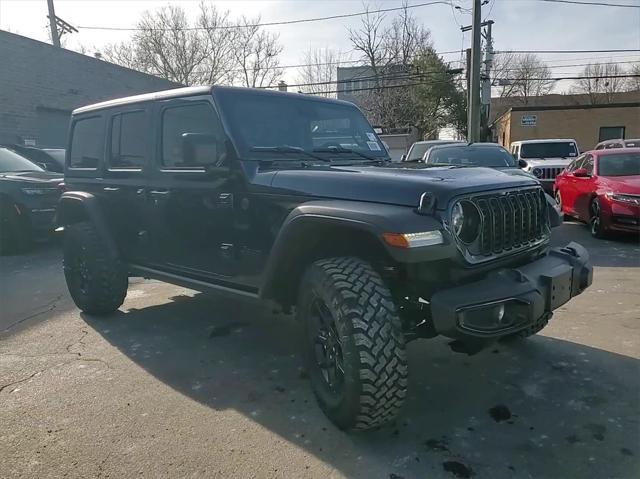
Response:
1,222,639,479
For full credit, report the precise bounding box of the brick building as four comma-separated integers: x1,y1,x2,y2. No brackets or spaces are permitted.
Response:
0,31,180,148
490,91,640,152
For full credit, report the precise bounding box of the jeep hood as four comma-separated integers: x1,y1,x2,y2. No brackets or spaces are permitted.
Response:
0,170,63,184
267,165,540,208
523,158,573,168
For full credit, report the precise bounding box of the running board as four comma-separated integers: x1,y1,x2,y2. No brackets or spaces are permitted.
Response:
128,264,260,300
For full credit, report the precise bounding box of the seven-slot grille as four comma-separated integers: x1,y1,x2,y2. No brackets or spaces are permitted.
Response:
535,167,565,180
468,188,549,257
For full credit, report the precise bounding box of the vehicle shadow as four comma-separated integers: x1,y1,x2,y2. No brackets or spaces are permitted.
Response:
84,291,640,479
551,220,640,268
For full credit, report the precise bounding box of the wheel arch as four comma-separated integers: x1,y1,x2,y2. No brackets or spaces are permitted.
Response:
260,213,397,308
57,191,119,259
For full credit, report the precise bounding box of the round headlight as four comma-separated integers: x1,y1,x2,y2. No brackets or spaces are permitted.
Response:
451,200,481,244
532,167,543,178
451,202,464,236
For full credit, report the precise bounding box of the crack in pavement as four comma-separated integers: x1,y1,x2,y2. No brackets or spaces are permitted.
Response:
1,294,64,334
0,370,44,393
1,329,113,393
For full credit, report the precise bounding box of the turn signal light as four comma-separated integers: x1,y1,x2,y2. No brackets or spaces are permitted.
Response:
382,231,444,249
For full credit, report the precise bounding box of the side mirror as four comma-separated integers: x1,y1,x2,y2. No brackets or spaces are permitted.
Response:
37,162,49,171
518,159,527,168
181,132,222,167
400,154,407,161
573,168,589,178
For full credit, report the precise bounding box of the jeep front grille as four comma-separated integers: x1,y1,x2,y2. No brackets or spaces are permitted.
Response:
536,167,564,180
454,187,550,262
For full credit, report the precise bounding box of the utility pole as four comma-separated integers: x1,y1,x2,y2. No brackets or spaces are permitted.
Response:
468,0,482,143
47,0,60,47
481,20,494,141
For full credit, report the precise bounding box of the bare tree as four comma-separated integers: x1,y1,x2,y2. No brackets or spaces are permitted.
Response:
348,3,388,87
102,3,284,87
493,52,555,103
347,1,434,127
626,62,640,91
196,3,238,85
295,47,340,97
573,62,629,103
231,16,284,88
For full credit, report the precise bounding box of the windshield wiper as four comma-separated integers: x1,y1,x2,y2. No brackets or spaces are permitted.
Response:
312,146,384,163
427,163,470,169
250,145,328,162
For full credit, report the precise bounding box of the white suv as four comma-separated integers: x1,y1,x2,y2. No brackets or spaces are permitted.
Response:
510,139,579,192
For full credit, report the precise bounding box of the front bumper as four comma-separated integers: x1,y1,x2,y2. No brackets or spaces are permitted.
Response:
430,241,592,339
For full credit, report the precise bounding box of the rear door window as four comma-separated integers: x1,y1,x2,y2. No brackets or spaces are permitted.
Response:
109,110,146,169
69,116,105,169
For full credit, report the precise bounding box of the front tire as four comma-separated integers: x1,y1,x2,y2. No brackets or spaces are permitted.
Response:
63,222,128,315
589,198,607,239
297,257,408,431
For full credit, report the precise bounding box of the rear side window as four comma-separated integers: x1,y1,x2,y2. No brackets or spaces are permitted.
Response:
161,103,226,169
110,110,146,169
69,116,105,169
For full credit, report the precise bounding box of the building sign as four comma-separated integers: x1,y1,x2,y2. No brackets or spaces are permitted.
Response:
521,115,537,127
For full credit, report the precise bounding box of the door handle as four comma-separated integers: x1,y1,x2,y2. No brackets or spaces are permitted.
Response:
103,187,120,193
149,190,171,197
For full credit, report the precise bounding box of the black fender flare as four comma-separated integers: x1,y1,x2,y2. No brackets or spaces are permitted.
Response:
259,200,454,301
57,191,119,259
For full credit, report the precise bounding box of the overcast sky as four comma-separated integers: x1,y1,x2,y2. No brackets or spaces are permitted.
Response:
1,0,639,88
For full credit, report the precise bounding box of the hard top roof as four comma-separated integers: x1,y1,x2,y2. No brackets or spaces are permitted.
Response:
511,139,577,145
73,85,357,115
592,147,640,156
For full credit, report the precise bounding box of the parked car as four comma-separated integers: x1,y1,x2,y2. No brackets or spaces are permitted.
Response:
424,143,536,179
594,138,640,150
1,144,65,173
510,139,579,193
58,86,592,431
0,147,63,254
401,140,465,162
554,148,640,238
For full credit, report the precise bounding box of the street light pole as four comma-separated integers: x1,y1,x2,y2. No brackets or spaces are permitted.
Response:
468,0,482,142
47,0,60,47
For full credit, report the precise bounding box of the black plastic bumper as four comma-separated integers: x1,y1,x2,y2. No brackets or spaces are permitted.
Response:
430,242,593,339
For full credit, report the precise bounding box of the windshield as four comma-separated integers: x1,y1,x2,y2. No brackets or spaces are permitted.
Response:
43,149,66,163
407,143,430,161
427,146,516,168
520,142,577,159
0,147,43,172
215,90,387,160
598,153,640,177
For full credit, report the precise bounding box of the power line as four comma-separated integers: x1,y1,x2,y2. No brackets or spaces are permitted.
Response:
77,1,451,31
301,72,640,95
496,49,640,54
264,69,639,91
537,0,640,8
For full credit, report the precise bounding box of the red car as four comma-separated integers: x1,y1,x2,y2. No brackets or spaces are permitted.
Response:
554,148,640,238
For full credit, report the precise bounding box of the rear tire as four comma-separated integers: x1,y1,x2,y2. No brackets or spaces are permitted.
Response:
63,222,128,315
297,257,408,431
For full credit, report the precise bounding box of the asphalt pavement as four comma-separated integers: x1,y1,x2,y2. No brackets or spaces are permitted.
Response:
1,221,639,479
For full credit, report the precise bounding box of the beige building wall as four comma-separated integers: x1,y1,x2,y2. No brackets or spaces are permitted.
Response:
498,106,640,152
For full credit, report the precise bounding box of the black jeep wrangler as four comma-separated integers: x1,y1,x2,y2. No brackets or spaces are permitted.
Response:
58,86,592,431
